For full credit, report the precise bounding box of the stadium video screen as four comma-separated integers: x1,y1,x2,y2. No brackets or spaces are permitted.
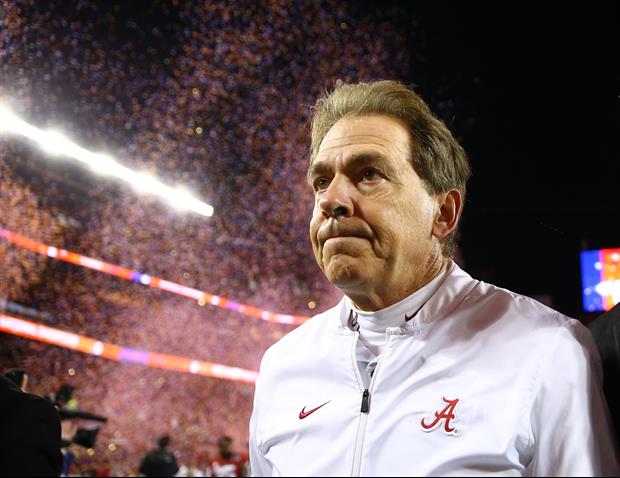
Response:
581,248,620,312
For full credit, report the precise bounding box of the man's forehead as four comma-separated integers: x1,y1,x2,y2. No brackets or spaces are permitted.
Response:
318,135,390,155
317,115,410,159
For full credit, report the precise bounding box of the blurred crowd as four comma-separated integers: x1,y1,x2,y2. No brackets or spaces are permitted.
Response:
0,0,414,474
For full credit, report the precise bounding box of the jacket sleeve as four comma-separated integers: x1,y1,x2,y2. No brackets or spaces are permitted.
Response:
249,355,273,477
527,320,619,476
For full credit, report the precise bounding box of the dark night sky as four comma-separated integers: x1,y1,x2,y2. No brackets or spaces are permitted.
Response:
406,4,619,318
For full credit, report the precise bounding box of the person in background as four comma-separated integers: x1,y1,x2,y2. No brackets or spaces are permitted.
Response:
206,435,249,477
138,434,179,477
249,80,619,476
589,302,620,439
3,368,28,392
59,420,77,477
0,369,63,476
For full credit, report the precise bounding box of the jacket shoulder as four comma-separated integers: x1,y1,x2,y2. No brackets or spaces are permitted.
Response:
260,301,341,368
442,270,591,358
469,279,577,328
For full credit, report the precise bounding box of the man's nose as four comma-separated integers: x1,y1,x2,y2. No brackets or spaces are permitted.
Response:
318,176,354,219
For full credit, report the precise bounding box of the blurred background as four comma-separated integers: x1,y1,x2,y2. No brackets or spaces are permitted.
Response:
0,1,618,475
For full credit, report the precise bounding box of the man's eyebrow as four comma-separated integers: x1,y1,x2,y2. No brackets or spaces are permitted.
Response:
307,160,332,184
307,151,394,184
346,152,391,171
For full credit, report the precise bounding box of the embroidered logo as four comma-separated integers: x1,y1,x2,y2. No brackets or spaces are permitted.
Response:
420,397,460,436
405,304,424,322
299,401,331,420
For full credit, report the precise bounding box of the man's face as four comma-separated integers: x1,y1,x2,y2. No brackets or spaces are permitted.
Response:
308,115,443,308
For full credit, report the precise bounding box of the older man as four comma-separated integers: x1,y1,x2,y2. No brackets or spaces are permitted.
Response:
249,81,618,476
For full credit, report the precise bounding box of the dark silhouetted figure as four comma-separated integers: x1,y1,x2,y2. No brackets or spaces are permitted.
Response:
138,434,179,477
0,373,63,476
589,302,620,438
4,368,28,391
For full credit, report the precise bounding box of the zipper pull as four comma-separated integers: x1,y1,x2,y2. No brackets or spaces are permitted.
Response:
361,389,370,413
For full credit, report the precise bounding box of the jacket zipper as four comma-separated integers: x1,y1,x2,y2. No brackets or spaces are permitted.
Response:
360,389,370,413
350,334,386,476
351,332,368,477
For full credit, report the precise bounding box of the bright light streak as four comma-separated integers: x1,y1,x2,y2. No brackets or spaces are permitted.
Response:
90,153,131,177
0,101,214,217
0,313,258,383
0,228,311,325
39,130,77,157
132,172,161,193
0,104,17,130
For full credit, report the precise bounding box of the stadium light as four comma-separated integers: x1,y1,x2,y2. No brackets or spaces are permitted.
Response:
90,153,131,177
0,101,214,217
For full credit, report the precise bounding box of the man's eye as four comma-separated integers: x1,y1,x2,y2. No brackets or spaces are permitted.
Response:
362,169,380,181
313,177,330,191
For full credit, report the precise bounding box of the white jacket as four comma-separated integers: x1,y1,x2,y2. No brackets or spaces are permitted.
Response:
249,262,619,476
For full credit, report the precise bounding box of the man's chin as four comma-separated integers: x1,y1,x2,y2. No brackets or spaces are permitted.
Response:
324,256,366,288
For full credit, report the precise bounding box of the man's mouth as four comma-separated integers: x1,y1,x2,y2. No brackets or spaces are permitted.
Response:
324,235,365,243
318,224,371,246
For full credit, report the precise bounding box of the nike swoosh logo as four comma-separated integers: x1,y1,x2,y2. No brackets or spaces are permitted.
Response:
299,400,331,419
405,304,425,322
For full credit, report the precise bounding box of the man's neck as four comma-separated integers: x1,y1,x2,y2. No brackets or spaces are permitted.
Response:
347,253,448,312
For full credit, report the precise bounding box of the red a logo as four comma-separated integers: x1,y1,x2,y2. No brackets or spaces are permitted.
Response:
420,397,460,435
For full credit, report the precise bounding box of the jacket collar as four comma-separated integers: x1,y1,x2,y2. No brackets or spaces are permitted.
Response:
337,261,480,335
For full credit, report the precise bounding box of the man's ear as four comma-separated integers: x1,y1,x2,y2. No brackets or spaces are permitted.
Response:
432,189,462,240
